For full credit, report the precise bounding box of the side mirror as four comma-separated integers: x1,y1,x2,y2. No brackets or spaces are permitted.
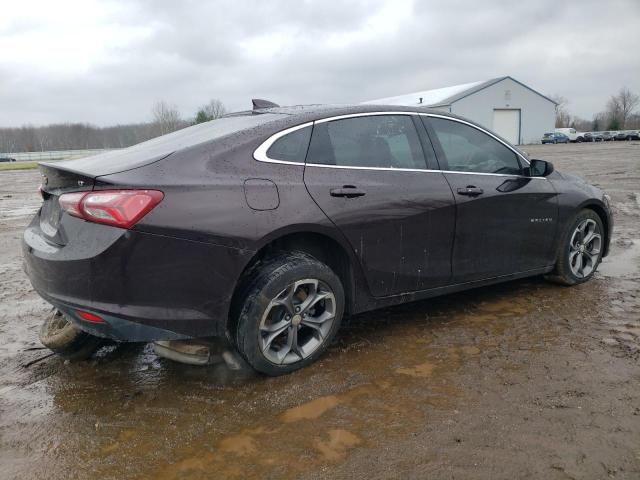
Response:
529,159,554,177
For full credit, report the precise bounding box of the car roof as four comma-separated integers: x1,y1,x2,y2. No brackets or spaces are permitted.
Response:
224,103,466,125
224,103,530,159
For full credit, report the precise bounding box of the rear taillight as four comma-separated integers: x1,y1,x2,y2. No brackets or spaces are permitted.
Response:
58,189,164,229
76,310,105,323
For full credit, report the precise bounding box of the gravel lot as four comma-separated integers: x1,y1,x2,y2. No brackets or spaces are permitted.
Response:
0,141,639,480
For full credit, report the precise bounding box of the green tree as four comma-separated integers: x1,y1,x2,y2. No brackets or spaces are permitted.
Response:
607,117,621,130
194,99,227,124
195,110,210,124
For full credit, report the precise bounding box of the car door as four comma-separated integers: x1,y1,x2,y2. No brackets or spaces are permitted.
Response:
422,115,558,283
303,113,456,297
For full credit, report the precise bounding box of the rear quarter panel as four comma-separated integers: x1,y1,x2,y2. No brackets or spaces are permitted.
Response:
95,128,374,315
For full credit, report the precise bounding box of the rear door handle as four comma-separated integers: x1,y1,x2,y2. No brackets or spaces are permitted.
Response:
330,186,366,198
457,186,484,197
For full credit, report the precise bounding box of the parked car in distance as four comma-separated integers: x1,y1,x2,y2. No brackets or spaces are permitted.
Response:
615,130,640,141
542,132,570,144
0,157,16,162
615,131,628,141
601,131,617,141
23,102,613,375
555,127,585,142
584,132,603,142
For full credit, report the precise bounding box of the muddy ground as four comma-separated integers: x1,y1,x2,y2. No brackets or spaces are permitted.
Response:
0,142,639,480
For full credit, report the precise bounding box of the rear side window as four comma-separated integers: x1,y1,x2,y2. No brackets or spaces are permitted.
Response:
266,126,312,163
307,115,428,169
427,118,522,175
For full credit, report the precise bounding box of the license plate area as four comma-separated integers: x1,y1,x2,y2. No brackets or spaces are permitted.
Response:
40,195,62,237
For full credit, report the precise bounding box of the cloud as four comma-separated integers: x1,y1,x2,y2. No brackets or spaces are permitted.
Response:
0,0,638,126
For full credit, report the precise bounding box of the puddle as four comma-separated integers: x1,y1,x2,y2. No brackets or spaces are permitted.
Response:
396,362,435,377
313,429,362,462
219,432,258,455
279,394,341,422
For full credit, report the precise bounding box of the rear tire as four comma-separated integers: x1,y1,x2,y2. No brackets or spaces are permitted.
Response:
232,252,344,376
546,209,604,286
39,309,103,360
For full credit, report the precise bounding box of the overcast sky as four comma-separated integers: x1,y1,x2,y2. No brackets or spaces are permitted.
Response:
1,0,639,127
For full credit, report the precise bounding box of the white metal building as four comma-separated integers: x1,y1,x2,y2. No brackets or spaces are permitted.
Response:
364,76,556,145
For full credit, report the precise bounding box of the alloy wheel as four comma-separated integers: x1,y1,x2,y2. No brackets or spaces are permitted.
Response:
568,219,602,278
258,279,336,365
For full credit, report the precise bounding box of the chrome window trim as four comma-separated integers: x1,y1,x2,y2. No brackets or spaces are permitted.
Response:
253,121,313,164
253,111,544,180
304,163,545,179
305,163,435,173
313,111,418,124
416,113,531,167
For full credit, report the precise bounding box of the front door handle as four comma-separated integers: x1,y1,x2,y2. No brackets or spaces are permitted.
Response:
457,186,484,197
330,185,366,198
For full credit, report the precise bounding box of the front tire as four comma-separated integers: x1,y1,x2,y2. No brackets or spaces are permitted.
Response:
39,309,103,360
546,210,604,286
232,252,344,376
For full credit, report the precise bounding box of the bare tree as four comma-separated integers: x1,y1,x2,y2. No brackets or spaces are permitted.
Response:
151,100,182,135
0,122,171,153
551,95,571,127
571,117,591,132
605,96,623,130
592,112,607,131
195,99,227,124
627,112,640,129
614,87,639,128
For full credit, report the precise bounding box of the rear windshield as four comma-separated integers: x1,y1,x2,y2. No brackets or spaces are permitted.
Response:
543,133,553,137
47,113,287,177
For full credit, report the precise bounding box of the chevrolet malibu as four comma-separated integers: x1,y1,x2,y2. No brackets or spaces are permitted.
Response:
23,102,613,375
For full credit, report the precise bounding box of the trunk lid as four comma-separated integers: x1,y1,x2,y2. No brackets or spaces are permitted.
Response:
37,164,96,243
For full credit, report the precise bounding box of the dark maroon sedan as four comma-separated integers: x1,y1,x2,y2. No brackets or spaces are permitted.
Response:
23,102,612,375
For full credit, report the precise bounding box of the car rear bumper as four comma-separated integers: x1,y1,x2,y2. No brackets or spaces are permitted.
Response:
45,298,190,341
22,215,253,341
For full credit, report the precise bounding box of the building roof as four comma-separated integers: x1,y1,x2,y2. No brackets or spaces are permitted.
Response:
363,76,557,107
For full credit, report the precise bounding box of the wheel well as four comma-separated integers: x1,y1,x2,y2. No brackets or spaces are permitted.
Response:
228,232,355,332
583,204,610,256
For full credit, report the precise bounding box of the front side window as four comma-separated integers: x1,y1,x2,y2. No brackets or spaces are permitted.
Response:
266,126,312,163
306,115,427,169
427,118,522,175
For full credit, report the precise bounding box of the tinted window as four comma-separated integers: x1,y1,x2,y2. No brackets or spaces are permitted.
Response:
428,118,522,175
266,126,312,162
307,115,427,169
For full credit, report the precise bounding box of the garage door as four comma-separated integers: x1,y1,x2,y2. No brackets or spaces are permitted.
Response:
492,109,520,145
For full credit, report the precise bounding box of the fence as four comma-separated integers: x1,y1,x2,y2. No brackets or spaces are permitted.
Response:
0,149,118,162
